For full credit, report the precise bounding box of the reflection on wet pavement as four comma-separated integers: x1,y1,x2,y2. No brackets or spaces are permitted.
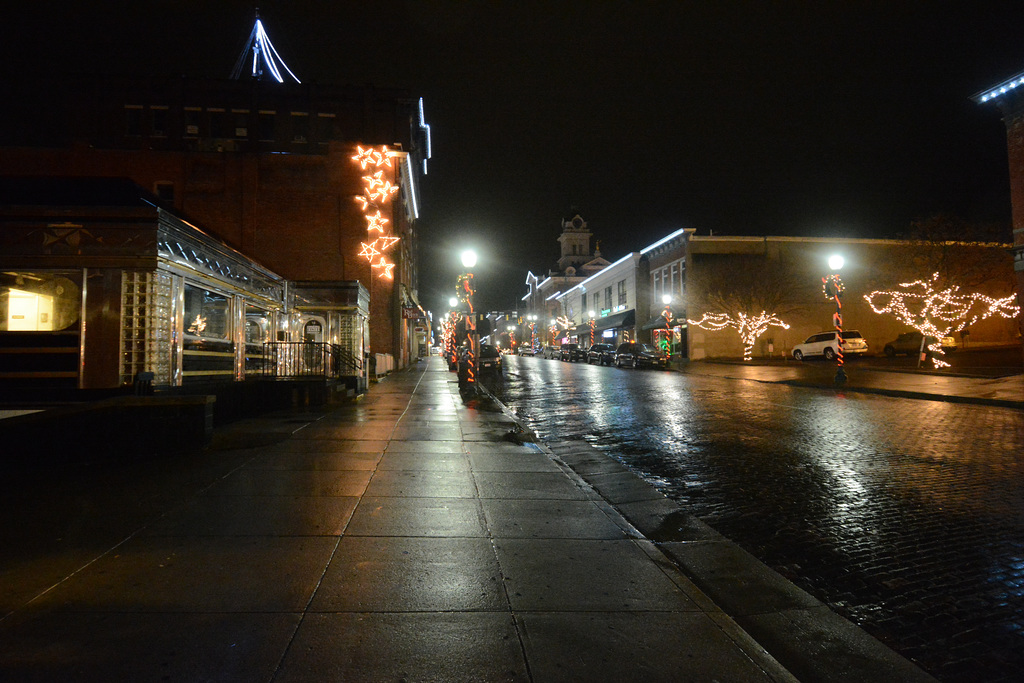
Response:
489,356,1024,682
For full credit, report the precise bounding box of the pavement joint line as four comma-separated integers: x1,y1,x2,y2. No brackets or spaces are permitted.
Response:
475,371,938,683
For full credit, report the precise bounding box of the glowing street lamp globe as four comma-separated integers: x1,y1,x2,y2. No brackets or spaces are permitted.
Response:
460,249,478,269
828,254,845,272
448,297,458,308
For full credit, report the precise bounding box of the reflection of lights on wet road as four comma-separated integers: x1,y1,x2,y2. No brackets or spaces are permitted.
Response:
492,355,1024,680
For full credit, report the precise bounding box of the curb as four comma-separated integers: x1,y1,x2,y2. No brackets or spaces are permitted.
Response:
477,382,938,683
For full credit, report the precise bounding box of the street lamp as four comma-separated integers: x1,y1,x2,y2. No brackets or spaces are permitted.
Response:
445,297,459,369
661,294,674,359
458,249,478,392
588,310,596,347
823,254,847,386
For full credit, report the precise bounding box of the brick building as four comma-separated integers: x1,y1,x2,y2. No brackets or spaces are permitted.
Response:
973,73,1024,353
1,73,431,367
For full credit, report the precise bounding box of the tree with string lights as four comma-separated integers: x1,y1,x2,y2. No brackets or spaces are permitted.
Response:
687,311,791,361
864,273,1019,368
686,253,807,360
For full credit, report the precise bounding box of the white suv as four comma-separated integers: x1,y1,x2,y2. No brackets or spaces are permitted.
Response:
792,330,868,361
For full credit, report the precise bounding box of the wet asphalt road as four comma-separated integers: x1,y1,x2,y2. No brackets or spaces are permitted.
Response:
486,355,1024,683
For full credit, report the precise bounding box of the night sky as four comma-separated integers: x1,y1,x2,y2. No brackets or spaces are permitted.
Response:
6,2,1024,312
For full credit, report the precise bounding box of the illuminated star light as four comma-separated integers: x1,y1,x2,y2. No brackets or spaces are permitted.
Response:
375,235,400,251
367,181,399,203
354,194,371,212
372,258,395,279
362,170,385,190
365,210,389,233
358,241,381,261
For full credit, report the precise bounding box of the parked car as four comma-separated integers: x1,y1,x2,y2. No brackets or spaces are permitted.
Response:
587,343,617,365
560,343,587,362
614,342,670,369
477,343,503,374
544,345,560,359
791,330,868,361
517,345,539,356
883,332,957,357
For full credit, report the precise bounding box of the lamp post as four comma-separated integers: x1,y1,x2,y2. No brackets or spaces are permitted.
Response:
823,254,847,386
458,249,478,392
528,314,537,352
588,310,596,347
446,297,459,370
661,294,674,359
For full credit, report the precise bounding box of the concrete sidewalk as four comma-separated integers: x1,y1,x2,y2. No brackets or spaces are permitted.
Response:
0,357,937,682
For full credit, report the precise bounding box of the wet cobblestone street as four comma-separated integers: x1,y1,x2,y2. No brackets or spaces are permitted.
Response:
489,356,1024,682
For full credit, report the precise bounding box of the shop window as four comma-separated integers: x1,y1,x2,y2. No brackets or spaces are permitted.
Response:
150,106,168,137
184,108,201,137
259,111,276,141
618,280,627,306
124,105,143,136
0,272,80,331
183,285,230,340
291,112,308,143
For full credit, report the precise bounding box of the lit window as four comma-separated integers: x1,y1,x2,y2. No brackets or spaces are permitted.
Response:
0,272,80,332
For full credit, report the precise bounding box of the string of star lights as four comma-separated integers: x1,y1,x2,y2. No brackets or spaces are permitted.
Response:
352,145,401,279
864,273,1020,368
687,311,790,362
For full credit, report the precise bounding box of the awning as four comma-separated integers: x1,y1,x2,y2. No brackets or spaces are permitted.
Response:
593,310,635,332
641,314,687,331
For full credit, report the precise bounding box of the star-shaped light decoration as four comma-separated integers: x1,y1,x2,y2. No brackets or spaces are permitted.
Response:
354,194,371,211
364,210,389,234
362,170,385,190
375,235,400,251
358,241,381,261
372,257,395,279
367,180,399,203
352,145,392,170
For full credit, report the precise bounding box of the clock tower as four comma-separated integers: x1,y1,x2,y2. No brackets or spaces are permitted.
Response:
557,214,593,271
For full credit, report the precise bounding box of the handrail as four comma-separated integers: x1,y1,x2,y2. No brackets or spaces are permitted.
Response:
262,342,362,379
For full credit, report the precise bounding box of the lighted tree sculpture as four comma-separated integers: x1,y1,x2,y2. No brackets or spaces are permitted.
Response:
864,272,1019,368
687,311,790,361
687,253,807,360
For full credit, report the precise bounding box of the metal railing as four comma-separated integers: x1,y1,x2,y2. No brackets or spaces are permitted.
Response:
261,342,362,379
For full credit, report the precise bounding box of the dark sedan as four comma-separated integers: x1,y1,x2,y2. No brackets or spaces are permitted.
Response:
587,343,617,365
614,342,670,369
560,343,587,362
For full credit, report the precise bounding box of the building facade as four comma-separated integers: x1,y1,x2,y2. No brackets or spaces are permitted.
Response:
973,72,1024,354
0,74,430,369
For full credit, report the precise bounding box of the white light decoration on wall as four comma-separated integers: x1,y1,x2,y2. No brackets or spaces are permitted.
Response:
864,273,1020,368
351,144,402,279
687,311,790,362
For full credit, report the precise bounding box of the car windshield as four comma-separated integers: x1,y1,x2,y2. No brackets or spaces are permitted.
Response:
480,345,499,357
636,344,657,352
841,331,863,339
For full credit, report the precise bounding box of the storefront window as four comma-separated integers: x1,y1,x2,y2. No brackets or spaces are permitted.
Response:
0,271,80,332
183,285,230,340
